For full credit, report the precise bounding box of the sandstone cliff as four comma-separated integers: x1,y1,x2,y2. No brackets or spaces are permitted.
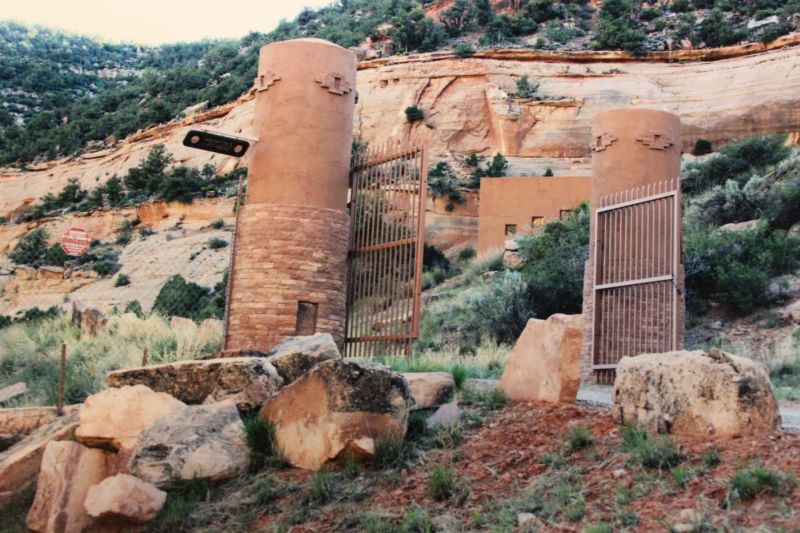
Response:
0,42,799,314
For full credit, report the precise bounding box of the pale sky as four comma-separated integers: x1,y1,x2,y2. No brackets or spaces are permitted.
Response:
0,0,333,45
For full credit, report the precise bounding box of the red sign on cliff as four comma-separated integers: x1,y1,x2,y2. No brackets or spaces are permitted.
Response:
60,228,91,257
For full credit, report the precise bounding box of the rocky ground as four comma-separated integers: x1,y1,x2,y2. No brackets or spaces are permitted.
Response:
140,399,799,532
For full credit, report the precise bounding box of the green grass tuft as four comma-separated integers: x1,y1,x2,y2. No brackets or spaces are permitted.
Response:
565,424,593,453
730,466,796,501
620,423,683,469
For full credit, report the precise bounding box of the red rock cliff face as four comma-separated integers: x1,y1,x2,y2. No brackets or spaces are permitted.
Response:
0,42,798,229
355,39,800,161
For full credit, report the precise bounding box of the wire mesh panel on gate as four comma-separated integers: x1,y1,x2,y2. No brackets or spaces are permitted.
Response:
345,138,427,358
591,178,682,380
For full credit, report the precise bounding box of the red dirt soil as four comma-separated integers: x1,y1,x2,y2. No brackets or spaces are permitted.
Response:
262,402,800,531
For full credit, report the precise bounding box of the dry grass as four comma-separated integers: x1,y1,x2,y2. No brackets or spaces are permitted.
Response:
0,312,222,406
371,340,511,381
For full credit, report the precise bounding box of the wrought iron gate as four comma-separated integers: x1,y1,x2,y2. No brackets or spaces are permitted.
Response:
345,138,428,357
592,178,681,374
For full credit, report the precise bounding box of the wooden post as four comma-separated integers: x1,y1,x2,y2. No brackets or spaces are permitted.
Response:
142,347,149,366
57,343,66,416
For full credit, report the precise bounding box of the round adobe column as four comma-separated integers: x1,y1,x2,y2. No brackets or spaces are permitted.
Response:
580,109,683,384
225,38,356,352
589,109,682,206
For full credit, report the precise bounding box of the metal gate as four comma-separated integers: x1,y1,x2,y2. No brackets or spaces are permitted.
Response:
345,138,428,357
592,178,681,375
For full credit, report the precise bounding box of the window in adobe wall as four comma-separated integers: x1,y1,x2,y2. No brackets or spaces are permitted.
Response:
559,209,574,221
295,301,318,336
531,216,545,229
505,224,517,237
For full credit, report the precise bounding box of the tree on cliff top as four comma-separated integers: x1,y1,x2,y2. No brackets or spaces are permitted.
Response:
592,0,646,54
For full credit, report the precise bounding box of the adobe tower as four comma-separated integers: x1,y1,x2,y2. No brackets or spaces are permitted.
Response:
580,109,684,383
225,38,357,351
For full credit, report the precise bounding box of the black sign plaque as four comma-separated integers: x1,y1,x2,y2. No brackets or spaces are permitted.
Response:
182,129,250,157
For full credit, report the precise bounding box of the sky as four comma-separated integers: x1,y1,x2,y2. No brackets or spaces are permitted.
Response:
0,0,333,45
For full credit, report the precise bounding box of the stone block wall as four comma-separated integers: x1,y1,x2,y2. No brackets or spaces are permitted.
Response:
225,203,349,352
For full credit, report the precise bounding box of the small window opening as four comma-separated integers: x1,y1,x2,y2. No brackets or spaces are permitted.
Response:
296,301,318,336
504,224,517,237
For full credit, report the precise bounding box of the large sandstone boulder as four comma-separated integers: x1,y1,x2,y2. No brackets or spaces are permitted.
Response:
107,357,283,412
259,359,412,471
26,441,112,533
84,474,166,524
75,385,186,451
402,372,455,410
265,333,341,384
127,400,249,489
0,410,78,493
500,314,585,403
613,348,781,436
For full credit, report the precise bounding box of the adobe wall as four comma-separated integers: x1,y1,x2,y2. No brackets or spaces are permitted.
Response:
477,176,591,256
225,39,356,352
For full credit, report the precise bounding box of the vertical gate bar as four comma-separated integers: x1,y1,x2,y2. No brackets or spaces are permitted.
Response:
591,202,600,367
366,148,386,356
673,180,682,349
411,144,428,348
222,169,246,350
403,148,418,356
403,148,417,354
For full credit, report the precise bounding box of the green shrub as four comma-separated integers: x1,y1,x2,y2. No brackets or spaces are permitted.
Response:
514,75,537,98
620,424,683,469
544,168,554,177
518,203,590,319
453,42,475,57
683,135,789,195
450,363,468,389
115,273,131,287
152,274,223,321
690,177,769,227
210,219,225,229
207,237,228,250
309,469,335,504
702,449,721,469
427,161,463,203
699,9,746,47
423,243,450,272
565,425,594,453
692,138,713,156
243,417,278,472
405,105,424,123
374,434,405,469
730,466,796,501
149,478,211,532
9,228,49,266
671,0,690,12
592,0,647,54
458,246,476,262
684,225,800,315
427,465,457,500
124,300,144,317
485,153,508,177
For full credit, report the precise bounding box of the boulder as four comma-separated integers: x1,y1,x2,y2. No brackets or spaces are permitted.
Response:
0,410,78,493
402,372,455,410
84,474,166,524
26,441,112,533
500,314,585,403
107,357,283,412
259,359,412,471
71,299,108,337
75,385,186,451
265,333,341,384
613,348,781,436
0,381,27,404
127,400,249,489
426,401,461,429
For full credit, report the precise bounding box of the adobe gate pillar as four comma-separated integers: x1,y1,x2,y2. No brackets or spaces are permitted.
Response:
580,109,684,384
225,38,356,351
